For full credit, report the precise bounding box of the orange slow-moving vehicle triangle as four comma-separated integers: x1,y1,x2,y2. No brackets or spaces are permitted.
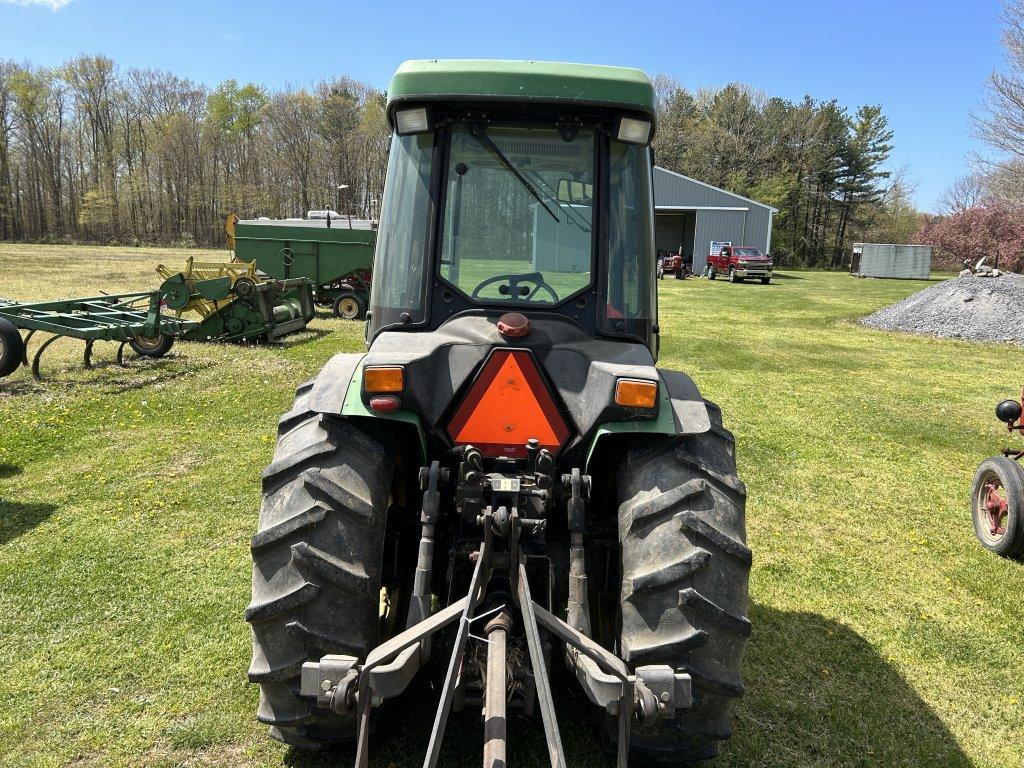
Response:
447,350,570,458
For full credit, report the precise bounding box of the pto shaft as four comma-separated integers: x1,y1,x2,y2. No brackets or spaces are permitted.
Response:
483,611,513,768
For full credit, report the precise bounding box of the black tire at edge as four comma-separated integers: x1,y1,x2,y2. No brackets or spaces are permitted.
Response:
0,318,25,378
971,456,1024,557
614,399,751,765
247,380,395,747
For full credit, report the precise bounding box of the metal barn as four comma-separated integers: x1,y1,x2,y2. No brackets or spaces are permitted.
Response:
653,167,777,274
850,243,933,279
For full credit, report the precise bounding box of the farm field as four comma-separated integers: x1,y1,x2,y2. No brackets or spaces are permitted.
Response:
1,243,1022,768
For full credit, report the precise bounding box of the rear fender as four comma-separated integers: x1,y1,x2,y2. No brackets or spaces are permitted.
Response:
308,352,427,462
584,367,709,472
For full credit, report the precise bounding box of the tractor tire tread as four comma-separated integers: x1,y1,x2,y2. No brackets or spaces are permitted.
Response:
676,510,753,565
245,582,320,622
627,549,711,594
250,505,328,552
678,588,752,636
303,472,374,519
291,541,370,594
615,398,750,765
259,434,337,490
248,406,394,748
286,620,364,656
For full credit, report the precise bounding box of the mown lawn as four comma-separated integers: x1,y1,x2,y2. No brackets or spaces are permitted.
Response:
1,243,1022,768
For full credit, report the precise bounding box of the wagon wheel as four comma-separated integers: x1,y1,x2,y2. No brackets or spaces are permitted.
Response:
129,333,175,358
332,292,366,320
971,456,1024,557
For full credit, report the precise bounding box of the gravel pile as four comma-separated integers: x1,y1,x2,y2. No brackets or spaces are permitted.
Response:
860,273,1024,344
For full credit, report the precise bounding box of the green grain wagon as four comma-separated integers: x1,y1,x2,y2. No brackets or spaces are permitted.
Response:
232,216,376,319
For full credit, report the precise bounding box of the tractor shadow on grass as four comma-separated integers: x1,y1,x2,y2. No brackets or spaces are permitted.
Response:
283,605,971,768
726,603,972,766
0,497,57,545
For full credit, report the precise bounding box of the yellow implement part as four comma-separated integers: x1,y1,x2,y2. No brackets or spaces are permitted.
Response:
226,212,238,250
156,257,265,318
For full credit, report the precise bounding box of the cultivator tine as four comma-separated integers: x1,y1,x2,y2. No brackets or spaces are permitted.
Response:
116,341,129,367
422,529,491,768
31,335,62,380
516,563,566,768
21,330,33,367
83,339,95,369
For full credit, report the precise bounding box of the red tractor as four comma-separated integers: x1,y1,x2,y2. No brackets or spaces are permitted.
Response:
657,249,690,280
971,393,1024,556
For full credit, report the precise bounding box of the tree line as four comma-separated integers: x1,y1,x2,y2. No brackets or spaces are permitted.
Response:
0,53,916,264
0,55,388,247
652,77,918,267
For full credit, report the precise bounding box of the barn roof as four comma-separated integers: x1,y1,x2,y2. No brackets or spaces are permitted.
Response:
654,167,778,213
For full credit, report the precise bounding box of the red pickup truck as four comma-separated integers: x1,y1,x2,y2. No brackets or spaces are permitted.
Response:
707,245,773,284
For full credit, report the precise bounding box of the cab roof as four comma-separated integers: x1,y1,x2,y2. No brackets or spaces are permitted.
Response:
386,59,656,125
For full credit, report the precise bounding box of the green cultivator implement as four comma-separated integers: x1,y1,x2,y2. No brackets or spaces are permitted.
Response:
248,60,751,768
0,258,315,380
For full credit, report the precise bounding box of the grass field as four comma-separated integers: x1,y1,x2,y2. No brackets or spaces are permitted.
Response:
1,243,1023,768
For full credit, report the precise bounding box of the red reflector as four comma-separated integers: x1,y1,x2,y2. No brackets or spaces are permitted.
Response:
369,395,401,412
447,349,570,458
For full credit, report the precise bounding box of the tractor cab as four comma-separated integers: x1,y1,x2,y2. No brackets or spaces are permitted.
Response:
368,59,658,354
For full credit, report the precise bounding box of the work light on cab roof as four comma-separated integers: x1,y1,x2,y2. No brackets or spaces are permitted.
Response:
247,59,751,768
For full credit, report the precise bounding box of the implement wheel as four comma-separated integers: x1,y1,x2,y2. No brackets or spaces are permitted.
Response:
332,292,366,320
614,400,751,764
129,333,174,358
0,318,26,378
247,381,400,747
971,456,1024,557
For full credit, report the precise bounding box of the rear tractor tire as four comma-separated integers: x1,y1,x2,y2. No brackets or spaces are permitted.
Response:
0,318,26,378
615,400,751,765
247,381,397,747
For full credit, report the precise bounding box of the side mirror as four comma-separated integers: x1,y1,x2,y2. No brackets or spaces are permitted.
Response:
996,399,1022,425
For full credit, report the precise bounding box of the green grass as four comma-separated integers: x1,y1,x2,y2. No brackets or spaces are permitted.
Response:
1,244,1022,767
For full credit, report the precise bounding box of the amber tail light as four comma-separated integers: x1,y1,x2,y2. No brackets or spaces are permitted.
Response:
615,379,658,409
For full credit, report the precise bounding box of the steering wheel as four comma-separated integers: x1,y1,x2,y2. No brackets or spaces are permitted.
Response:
470,272,558,302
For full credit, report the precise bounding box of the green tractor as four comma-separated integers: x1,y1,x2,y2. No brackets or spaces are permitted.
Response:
247,60,751,767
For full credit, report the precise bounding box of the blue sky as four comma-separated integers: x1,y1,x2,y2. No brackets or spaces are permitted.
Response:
0,0,1003,212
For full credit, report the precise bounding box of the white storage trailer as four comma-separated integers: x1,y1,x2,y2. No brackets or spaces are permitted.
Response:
851,243,933,279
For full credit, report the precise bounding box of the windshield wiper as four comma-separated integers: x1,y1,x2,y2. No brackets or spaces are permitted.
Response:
469,125,560,223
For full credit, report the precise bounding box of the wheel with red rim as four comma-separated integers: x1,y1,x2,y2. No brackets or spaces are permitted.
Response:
971,456,1024,557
